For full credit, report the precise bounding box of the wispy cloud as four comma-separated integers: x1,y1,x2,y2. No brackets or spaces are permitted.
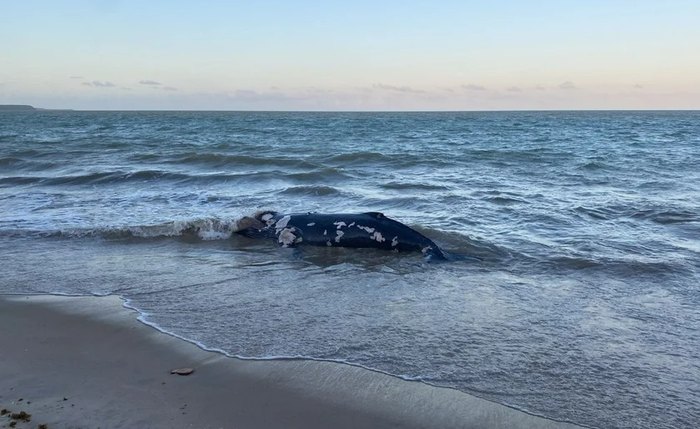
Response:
373,83,425,93
462,84,486,91
69,75,84,80
558,81,577,90
633,84,644,89
82,80,116,88
507,86,522,92
139,79,177,91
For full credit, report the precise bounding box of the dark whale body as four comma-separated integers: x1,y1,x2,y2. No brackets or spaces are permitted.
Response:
236,211,446,260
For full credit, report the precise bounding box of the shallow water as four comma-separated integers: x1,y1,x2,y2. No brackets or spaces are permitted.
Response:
1,111,699,428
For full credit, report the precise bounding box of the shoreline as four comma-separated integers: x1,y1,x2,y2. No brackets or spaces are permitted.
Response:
0,294,583,429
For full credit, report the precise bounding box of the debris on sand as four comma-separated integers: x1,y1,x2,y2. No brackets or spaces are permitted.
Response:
10,410,31,422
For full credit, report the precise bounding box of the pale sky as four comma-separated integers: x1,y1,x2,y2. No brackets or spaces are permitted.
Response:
1,0,699,110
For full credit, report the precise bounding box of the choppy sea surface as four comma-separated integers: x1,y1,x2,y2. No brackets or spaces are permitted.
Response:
1,111,698,428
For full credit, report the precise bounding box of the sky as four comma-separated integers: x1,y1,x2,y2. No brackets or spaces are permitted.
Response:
1,0,699,110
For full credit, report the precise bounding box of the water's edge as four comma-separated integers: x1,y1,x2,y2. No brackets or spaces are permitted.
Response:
0,291,590,428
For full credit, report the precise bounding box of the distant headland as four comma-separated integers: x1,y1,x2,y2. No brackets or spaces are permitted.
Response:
0,105,72,111
0,104,37,111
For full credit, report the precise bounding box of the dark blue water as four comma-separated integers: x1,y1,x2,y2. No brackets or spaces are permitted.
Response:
1,111,698,428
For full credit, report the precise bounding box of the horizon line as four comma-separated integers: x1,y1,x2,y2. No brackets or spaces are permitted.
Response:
3,106,699,113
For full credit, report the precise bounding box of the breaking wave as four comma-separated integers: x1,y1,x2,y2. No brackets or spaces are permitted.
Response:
1,218,248,241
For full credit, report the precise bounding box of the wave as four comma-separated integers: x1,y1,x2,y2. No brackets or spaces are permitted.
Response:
574,205,698,224
379,181,451,191
285,168,353,182
0,166,356,186
0,170,191,186
323,151,392,164
278,185,342,196
543,254,688,276
484,196,528,206
0,156,24,167
164,152,319,169
578,161,611,171
322,151,454,170
630,209,698,225
464,148,574,165
2,217,249,241
0,156,57,171
0,133,20,141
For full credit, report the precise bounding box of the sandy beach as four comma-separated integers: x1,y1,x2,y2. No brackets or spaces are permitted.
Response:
0,294,582,429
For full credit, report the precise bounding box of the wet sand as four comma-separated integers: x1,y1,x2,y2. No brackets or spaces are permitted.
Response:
0,294,583,429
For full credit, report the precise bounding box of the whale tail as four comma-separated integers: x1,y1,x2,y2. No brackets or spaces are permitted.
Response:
422,243,448,262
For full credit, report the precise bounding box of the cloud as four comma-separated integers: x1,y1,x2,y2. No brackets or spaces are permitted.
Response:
462,84,486,91
507,86,522,92
633,84,644,89
92,81,116,88
535,85,547,91
81,80,116,88
69,75,84,79
558,81,577,90
138,79,176,91
373,83,425,93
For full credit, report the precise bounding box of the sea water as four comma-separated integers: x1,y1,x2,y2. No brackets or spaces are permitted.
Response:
1,111,698,428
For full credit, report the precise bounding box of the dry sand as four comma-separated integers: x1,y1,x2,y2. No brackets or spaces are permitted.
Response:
0,294,584,429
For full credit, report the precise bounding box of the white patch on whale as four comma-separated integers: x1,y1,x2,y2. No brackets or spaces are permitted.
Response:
371,231,386,243
335,230,344,243
275,215,291,231
357,225,375,233
391,236,399,247
278,227,298,247
323,229,327,236
261,212,276,226
333,221,347,229
307,222,316,226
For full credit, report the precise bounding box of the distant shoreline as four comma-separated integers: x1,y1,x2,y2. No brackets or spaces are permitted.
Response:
0,104,36,111
0,104,73,112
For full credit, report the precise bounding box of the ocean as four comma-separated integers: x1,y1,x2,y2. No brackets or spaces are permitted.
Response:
1,110,698,428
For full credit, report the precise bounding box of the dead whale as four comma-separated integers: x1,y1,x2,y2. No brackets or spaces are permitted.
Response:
236,211,447,260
